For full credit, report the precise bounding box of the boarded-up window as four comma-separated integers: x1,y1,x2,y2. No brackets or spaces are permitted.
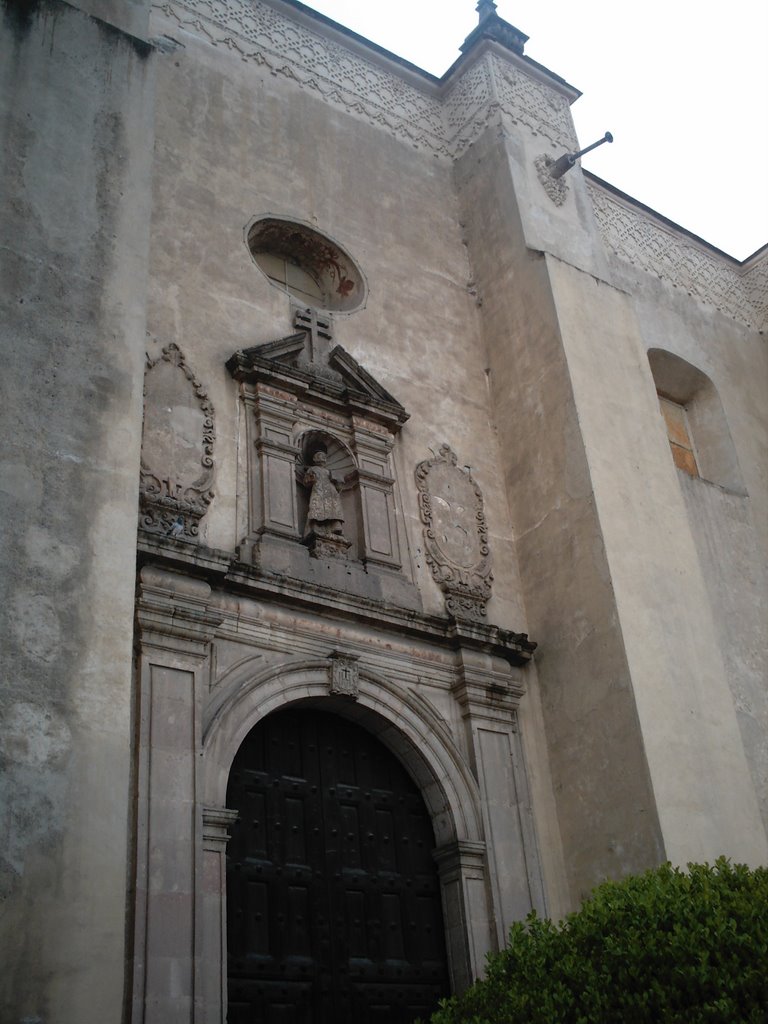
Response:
649,349,744,493
658,394,699,477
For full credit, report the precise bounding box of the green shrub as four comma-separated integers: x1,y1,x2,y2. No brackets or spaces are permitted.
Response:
429,858,768,1024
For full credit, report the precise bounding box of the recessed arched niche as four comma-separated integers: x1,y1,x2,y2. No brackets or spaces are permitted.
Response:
246,217,366,312
648,348,745,494
296,428,360,559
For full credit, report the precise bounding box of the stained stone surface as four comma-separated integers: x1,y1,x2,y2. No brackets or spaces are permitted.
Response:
0,2,155,1020
1,1,766,1022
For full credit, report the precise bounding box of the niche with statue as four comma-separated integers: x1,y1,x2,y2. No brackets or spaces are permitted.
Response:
297,430,357,560
226,309,419,609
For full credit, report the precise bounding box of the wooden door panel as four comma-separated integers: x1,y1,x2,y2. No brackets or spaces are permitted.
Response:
228,978,318,1024
227,709,449,1022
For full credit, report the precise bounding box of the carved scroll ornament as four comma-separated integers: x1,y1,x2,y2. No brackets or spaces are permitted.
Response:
139,343,215,540
415,444,493,621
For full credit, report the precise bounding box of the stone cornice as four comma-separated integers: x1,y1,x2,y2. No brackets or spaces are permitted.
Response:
227,342,409,431
137,531,536,666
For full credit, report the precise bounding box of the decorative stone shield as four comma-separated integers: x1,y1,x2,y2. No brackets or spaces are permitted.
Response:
415,444,493,621
139,343,215,540
328,651,360,698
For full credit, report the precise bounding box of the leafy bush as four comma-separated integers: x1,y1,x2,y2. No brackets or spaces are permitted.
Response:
429,858,768,1024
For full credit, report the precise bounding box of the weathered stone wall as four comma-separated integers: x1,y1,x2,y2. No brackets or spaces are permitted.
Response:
148,0,767,904
145,0,570,926
545,255,766,869
2,0,766,1018
455,117,666,899
0,2,155,1019
454,98,767,901
600,215,768,836
144,12,532,631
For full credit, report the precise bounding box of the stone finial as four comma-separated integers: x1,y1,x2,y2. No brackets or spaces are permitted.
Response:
476,0,497,21
461,1,528,56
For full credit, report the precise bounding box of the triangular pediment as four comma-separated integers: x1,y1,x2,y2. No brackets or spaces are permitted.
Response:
327,345,400,407
239,332,307,364
226,334,409,429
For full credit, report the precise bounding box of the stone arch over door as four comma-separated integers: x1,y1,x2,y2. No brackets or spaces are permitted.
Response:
199,662,493,1024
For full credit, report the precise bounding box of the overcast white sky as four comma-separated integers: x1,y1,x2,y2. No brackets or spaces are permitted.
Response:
303,0,767,260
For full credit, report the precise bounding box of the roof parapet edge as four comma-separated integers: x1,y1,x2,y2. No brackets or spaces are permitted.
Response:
440,38,581,103
265,0,441,87
265,0,580,103
584,169,764,267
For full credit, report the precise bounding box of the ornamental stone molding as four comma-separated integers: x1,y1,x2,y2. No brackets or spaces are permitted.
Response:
150,0,578,158
588,178,768,332
415,444,493,622
140,343,215,541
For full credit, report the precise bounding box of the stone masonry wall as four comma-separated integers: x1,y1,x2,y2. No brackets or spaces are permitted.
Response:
0,3,155,1019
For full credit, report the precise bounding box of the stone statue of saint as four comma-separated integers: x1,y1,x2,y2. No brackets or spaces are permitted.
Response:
303,451,345,537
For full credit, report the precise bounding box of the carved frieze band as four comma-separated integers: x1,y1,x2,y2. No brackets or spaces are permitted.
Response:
588,180,768,331
151,0,576,157
415,444,493,622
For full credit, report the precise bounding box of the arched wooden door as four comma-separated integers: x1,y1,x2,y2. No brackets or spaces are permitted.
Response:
226,708,450,1023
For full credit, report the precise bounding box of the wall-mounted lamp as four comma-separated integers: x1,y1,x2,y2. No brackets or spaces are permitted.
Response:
549,132,614,179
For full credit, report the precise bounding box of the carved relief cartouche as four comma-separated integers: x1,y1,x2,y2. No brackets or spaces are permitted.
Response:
535,153,569,207
139,343,215,541
328,651,360,698
415,444,493,621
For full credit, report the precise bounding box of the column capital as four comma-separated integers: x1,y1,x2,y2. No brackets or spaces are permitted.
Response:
433,839,487,876
202,805,239,850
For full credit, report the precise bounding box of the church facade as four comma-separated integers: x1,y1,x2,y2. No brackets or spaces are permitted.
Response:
1,1,766,1021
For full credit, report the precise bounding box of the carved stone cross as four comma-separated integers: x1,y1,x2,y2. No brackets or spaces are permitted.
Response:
294,307,333,362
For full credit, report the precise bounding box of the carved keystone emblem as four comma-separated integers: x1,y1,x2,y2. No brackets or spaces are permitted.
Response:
328,651,360,698
415,444,493,621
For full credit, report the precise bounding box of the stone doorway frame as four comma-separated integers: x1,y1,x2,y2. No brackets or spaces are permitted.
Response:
199,663,494,1024
131,566,540,1024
